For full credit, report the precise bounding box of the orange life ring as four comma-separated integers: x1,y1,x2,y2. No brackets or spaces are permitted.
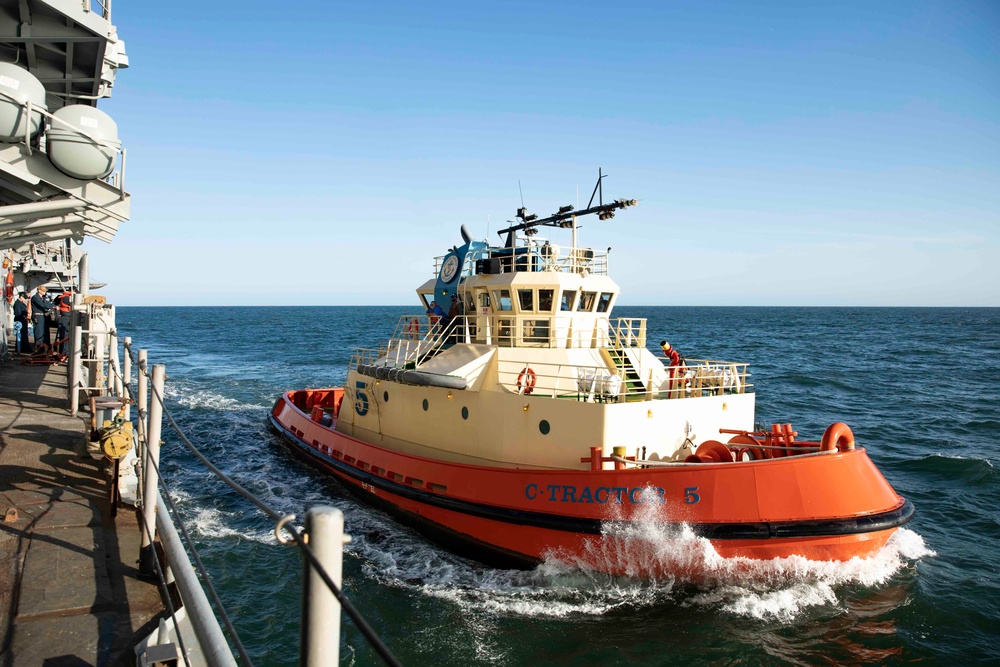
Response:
517,367,537,395
820,422,855,452
407,317,420,339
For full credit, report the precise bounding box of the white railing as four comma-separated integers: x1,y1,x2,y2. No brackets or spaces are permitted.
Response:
494,356,751,402
431,244,609,278
350,314,751,402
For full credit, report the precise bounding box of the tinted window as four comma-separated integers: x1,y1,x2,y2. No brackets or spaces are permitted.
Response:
539,289,554,312
518,289,534,311
596,292,613,313
579,291,597,311
493,289,513,311
560,290,576,311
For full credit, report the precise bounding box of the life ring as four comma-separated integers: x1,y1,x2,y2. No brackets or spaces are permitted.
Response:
820,422,855,452
517,367,537,395
407,317,420,339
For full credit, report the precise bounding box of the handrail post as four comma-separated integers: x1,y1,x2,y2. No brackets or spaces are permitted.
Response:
301,506,346,667
139,363,165,576
122,337,131,420
136,349,148,458
69,323,83,416
110,331,121,397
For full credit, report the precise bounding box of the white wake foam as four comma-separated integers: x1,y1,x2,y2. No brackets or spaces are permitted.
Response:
163,383,268,411
348,490,934,624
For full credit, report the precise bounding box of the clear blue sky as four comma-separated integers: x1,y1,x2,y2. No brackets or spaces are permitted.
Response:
87,0,999,306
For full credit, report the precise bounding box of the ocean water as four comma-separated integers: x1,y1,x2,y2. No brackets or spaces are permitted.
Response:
115,306,999,666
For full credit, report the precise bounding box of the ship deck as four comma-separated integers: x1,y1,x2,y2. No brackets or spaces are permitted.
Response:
0,359,164,666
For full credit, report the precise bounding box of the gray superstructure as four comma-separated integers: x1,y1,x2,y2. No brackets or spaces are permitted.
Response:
1,0,130,346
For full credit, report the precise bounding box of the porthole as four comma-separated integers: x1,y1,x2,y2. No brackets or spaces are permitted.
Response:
461,406,469,420
422,399,429,411
383,391,389,402
539,420,550,435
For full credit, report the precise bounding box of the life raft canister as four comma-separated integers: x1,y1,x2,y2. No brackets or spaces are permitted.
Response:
517,367,537,395
820,422,855,452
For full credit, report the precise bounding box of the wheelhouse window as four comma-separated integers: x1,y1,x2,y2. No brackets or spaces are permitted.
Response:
539,289,554,312
560,290,577,311
523,319,550,344
579,291,597,312
493,289,513,311
518,289,534,312
596,292,613,313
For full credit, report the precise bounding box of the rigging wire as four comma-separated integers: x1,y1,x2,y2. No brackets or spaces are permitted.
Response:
118,343,402,666
114,346,253,666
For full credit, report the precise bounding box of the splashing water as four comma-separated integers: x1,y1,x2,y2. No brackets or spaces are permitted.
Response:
340,485,934,624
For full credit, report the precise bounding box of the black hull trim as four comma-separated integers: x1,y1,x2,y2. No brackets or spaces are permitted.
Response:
269,415,914,543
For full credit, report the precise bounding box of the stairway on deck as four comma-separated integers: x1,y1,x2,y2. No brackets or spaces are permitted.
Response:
606,347,646,398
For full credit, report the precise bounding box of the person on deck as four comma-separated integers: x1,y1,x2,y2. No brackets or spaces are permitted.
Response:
660,340,684,368
446,294,465,342
660,340,687,397
30,286,53,348
13,291,32,354
54,287,74,355
426,300,445,332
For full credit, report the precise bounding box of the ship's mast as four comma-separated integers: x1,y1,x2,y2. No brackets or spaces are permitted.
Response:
497,170,636,250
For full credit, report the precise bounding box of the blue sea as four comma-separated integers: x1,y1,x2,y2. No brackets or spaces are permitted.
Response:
115,306,999,666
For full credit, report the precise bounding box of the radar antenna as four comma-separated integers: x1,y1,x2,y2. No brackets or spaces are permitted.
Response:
498,169,637,247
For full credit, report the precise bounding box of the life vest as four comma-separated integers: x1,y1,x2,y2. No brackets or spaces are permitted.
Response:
56,291,72,313
4,271,12,303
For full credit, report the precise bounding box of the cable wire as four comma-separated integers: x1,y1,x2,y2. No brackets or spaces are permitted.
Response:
120,343,401,666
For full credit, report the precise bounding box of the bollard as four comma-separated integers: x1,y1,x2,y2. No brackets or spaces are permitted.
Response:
301,506,347,667
69,323,83,417
139,364,165,576
122,337,131,421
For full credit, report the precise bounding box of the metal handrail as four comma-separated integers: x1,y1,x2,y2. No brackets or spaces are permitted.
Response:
125,346,401,667
431,243,610,277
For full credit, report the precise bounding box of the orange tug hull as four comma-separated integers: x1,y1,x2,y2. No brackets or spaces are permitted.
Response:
270,390,913,575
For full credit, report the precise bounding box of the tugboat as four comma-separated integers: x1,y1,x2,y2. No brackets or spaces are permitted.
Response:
270,175,913,576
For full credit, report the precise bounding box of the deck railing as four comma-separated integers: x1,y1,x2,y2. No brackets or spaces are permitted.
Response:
432,243,610,278
349,314,751,402
494,357,752,402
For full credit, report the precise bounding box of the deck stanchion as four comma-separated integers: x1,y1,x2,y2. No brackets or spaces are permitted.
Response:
139,363,165,576
122,337,131,421
136,349,148,458
78,252,88,299
69,323,83,416
302,506,347,667
110,332,121,397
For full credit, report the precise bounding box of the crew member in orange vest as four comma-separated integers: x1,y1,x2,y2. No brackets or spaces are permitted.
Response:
54,287,74,355
660,340,687,397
